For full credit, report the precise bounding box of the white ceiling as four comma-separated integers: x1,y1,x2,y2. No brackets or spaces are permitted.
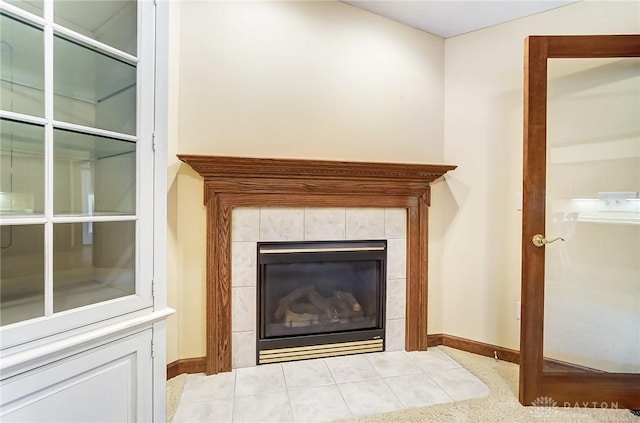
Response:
342,1,579,38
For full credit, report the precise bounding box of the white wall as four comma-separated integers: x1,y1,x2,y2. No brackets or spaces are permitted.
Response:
442,0,640,353
176,1,444,163
168,0,446,361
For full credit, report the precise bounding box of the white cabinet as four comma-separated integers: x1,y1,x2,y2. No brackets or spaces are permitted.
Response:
0,0,156,346
2,330,153,422
0,0,171,420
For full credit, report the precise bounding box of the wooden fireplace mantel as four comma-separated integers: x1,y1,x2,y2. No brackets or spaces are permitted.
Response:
178,155,456,375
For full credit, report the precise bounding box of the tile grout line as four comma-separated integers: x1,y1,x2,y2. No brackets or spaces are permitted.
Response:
382,209,388,240
333,378,356,419
366,352,407,410
321,358,339,387
329,354,390,418
325,355,378,410
343,208,347,240
400,351,461,408
302,207,306,241
231,369,238,421
379,375,408,409
413,349,468,403
279,364,297,422
423,370,458,403
364,352,385,379
229,383,236,422
401,350,458,404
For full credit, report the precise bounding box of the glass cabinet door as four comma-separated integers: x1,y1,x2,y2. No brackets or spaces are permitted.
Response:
0,0,153,343
1,13,44,117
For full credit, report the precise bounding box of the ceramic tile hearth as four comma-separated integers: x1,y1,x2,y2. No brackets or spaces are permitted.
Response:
231,207,407,369
172,347,490,423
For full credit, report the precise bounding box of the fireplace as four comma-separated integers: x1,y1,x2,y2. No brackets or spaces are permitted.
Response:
257,241,386,364
178,155,456,374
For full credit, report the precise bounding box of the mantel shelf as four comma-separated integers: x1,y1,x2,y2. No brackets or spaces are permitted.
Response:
178,155,456,184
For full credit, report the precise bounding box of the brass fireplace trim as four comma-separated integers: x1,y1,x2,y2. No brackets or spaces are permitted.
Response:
259,339,384,364
260,246,385,254
178,155,456,375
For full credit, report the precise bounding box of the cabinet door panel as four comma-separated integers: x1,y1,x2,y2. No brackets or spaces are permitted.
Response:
0,330,152,422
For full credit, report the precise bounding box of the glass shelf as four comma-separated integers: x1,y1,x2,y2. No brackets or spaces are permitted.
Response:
54,35,136,135
53,128,136,216
1,13,45,118
0,119,45,216
52,221,135,313
4,0,44,18
0,224,45,326
54,0,137,56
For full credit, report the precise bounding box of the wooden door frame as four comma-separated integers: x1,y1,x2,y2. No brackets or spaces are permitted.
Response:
520,34,640,407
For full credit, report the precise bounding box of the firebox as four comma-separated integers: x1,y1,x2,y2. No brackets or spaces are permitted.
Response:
256,240,386,364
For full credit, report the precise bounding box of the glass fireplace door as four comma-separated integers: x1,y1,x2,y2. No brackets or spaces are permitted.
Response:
257,241,386,364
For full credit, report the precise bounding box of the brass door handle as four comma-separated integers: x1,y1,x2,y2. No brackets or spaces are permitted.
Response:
532,234,565,247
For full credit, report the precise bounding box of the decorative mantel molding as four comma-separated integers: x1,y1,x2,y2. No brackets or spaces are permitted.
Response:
178,155,456,375
178,155,454,183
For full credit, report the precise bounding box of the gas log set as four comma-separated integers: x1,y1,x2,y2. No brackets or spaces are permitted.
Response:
274,285,364,328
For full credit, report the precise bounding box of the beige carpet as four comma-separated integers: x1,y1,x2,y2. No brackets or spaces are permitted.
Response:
167,347,639,422
167,373,187,423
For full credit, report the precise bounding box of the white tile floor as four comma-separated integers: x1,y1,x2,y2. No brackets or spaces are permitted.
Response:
173,347,489,423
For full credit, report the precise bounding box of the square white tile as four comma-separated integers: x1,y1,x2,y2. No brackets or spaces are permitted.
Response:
385,319,406,351
288,385,352,423
235,363,286,397
384,208,406,239
345,209,385,240
386,278,406,320
173,398,234,423
407,348,462,373
180,371,236,403
232,287,256,332
232,242,257,287
384,373,454,408
232,391,293,423
366,351,421,378
386,239,406,279
325,354,380,384
260,208,304,241
426,367,489,401
282,359,335,390
232,331,256,369
232,208,260,242
338,378,403,417
304,208,345,240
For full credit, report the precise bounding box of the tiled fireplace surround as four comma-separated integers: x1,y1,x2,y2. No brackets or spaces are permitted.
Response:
179,155,455,374
230,207,408,368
